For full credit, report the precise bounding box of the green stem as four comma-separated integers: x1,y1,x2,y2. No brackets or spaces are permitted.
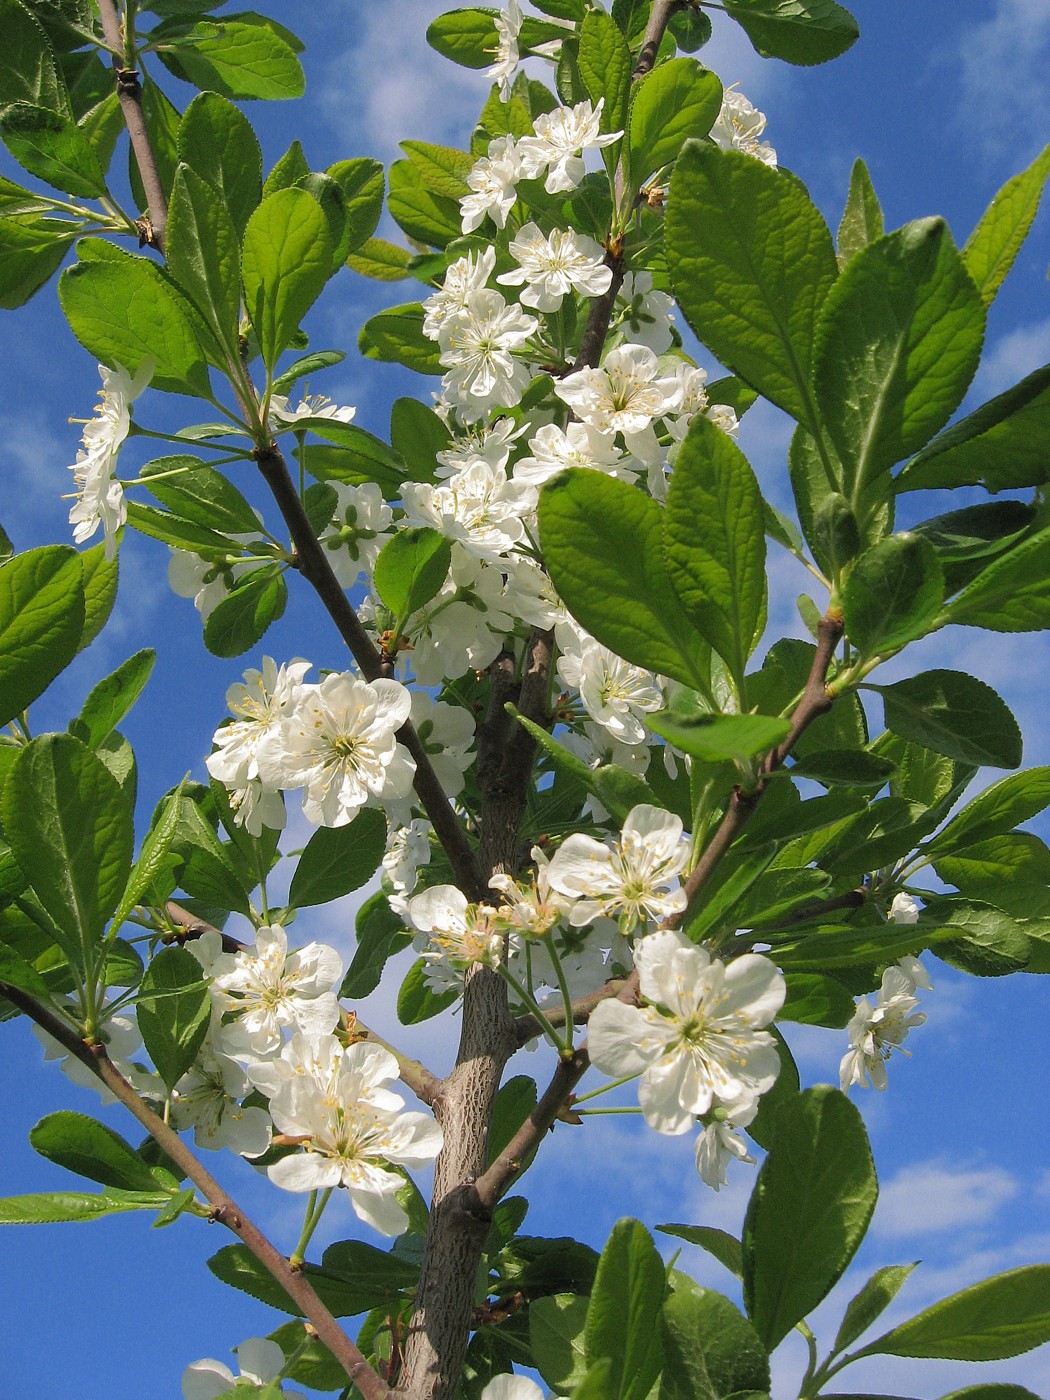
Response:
290,1187,333,1267
496,964,570,1054
572,1071,640,1105
574,1106,641,1116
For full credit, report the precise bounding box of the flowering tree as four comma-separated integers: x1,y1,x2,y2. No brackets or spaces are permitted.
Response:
1,1,1049,1398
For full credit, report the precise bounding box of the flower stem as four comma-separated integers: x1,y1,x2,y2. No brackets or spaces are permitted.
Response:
290,1187,333,1267
496,965,570,1054
571,1071,639,1105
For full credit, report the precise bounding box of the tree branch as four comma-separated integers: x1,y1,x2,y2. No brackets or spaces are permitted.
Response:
634,0,688,78
0,980,392,1400
96,0,168,252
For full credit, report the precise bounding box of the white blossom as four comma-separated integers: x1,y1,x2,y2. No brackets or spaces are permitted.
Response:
615,272,675,353
67,359,152,559
408,690,475,797
460,135,522,233
554,343,683,463
513,421,633,487
183,1337,305,1400
711,85,777,168
487,0,522,101
400,546,515,684
319,480,394,586
401,459,536,562
435,414,527,477
437,289,539,419
517,98,622,193
888,892,921,925
695,1098,758,1191
490,846,574,939
268,392,356,431
557,628,663,745
839,964,927,1093
168,543,256,621
383,818,433,896
546,804,689,933
171,1032,272,1157
479,1376,545,1400
497,222,613,311
423,247,497,340
588,930,786,1133
407,884,508,991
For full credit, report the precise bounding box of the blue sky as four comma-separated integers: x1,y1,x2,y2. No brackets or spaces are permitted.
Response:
1,1,1049,1396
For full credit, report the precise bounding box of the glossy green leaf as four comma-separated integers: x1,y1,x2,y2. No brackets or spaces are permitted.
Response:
327,156,385,251
873,670,1022,769
837,157,883,268
0,1189,170,1223
656,1225,743,1280
861,1265,1050,1362
627,58,721,182
666,142,838,425
397,957,458,1024
1,102,106,197
788,750,895,789
340,893,411,1000
177,91,262,240
939,1388,1042,1400
571,1361,615,1400
932,832,1050,915
2,734,133,966
664,413,767,685
925,767,1050,858
586,1218,665,1400
271,349,346,396
660,1276,770,1400
684,842,778,942
896,363,1050,495
668,6,713,51
59,242,212,398
388,158,462,246
426,8,499,67
0,0,68,113
167,163,242,360
779,971,856,1027
920,898,1031,977
78,542,118,654
775,923,937,970
0,213,76,308
169,793,252,916
842,534,944,656
400,140,472,201
944,525,1050,632
359,302,443,374
288,808,386,909
124,500,240,558
156,15,304,100
531,1293,591,1395
577,7,631,169
910,501,1036,597
834,1264,919,1354
30,1111,162,1193
722,0,859,65
346,236,413,281
109,785,184,934
0,544,84,726
963,143,1050,306
242,188,332,373
374,528,452,621
71,649,155,749
647,712,791,766
743,1087,877,1349
539,469,709,690
202,566,287,658
813,218,985,516
207,1243,371,1318
511,708,656,826
136,945,211,1090
141,456,260,536
390,397,451,483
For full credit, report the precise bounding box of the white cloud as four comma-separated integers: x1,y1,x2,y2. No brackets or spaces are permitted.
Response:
873,1159,1019,1238
975,316,1050,398
948,0,1050,161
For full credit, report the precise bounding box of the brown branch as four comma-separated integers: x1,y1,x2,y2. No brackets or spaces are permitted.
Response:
97,0,168,252
254,442,484,904
634,0,688,78
0,980,392,1400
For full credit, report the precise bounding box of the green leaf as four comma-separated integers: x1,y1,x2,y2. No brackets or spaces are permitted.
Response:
141,455,260,536
125,500,240,558
779,971,856,1027
167,163,242,360
390,397,451,483
861,1265,1050,1362
0,213,76,308
931,832,1050,916
400,140,472,201
207,1243,374,1318
628,59,721,182
59,242,212,398
1,102,106,196
539,469,709,690
657,1225,743,1281
0,545,84,726
788,750,895,789
742,1086,877,1350
397,957,458,1024
531,1293,591,1395
327,156,385,252
346,236,413,281
776,923,940,971
587,1218,665,1400
0,1189,170,1223
659,1275,770,1400
834,1263,919,1354
963,144,1050,306
647,712,791,766
910,501,1036,597
202,566,287,658
359,302,443,374
71,649,155,748
426,8,499,68
322,1239,419,1300
684,842,778,942
301,422,407,495
135,944,210,1090
0,0,68,113
388,158,463,246
873,670,1022,769
242,188,332,373
668,7,713,52
288,809,386,909
169,793,252,916
577,8,631,171
939,1389,1042,1400
666,143,838,426
925,767,1050,856
896,363,1050,495
510,707,657,826
664,413,767,685
837,158,884,268
156,15,304,100
340,893,410,999
944,525,1050,632
177,90,262,240
724,0,858,64
271,348,346,396
109,785,184,934
374,528,452,621
813,219,985,517
920,898,1031,978
30,1111,162,1193
572,1361,615,1400
2,734,133,967
842,534,944,657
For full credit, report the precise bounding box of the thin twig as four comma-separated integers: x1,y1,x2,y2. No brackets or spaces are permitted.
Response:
0,980,392,1400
